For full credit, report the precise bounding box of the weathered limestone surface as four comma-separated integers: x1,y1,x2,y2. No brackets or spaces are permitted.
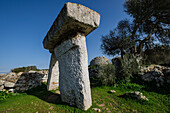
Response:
0,71,47,92
43,2,100,110
54,33,92,110
90,56,111,66
43,2,100,50
47,53,59,90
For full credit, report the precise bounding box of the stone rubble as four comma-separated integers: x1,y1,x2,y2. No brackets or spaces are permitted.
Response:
125,91,148,101
139,65,170,87
92,108,102,112
0,70,48,92
109,90,116,93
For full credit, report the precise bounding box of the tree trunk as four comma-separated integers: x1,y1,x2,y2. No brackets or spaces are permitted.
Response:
121,48,126,59
138,30,156,54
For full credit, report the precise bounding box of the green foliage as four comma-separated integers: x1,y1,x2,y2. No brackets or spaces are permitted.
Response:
11,66,40,73
101,0,170,57
89,65,102,86
124,0,170,49
117,54,140,83
90,54,141,86
0,91,12,101
118,83,144,91
144,45,170,65
0,83,169,113
98,64,116,86
101,19,133,58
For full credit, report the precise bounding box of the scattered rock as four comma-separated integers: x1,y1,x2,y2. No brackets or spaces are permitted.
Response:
97,103,105,107
92,108,101,112
8,89,15,93
49,106,53,110
55,90,60,95
109,90,116,93
124,91,148,101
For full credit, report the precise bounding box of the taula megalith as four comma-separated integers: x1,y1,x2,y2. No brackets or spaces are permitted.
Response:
43,2,100,110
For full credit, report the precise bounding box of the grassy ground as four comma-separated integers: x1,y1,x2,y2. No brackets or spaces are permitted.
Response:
0,83,169,113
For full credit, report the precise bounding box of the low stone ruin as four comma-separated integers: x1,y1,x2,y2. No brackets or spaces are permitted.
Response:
89,56,111,79
0,70,48,92
43,2,100,110
90,56,111,66
139,65,170,87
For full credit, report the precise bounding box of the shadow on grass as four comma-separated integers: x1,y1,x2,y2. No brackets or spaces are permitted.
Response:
25,83,65,105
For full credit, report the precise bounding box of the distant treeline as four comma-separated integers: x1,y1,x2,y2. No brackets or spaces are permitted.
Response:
11,66,40,73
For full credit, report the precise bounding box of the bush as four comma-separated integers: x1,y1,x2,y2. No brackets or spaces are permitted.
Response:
118,83,144,91
98,64,116,86
11,66,40,73
89,54,140,87
144,45,170,65
117,54,140,83
0,91,12,101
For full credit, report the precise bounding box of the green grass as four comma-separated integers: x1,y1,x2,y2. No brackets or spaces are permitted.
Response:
0,83,169,113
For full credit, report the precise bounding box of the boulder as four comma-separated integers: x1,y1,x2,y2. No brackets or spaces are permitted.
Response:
90,56,111,66
125,91,148,101
142,73,154,81
8,89,15,93
109,90,116,93
92,108,102,112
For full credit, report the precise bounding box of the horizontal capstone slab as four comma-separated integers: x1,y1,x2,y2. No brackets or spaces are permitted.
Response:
43,2,100,50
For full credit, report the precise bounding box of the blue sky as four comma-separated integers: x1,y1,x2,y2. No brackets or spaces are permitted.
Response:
0,0,130,73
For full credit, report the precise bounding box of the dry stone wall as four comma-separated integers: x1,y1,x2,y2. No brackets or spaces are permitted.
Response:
139,65,170,87
0,70,48,92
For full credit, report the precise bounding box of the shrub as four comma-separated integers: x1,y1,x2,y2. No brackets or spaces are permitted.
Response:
117,54,140,83
118,83,144,91
11,66,40,73
144,45,170,65
89,54,141,86
0,91,12,101
98,64,116,86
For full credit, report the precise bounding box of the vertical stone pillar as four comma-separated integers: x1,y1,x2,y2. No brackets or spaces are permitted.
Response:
47,53,59,90
54,33,91,110
43,2,100,110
